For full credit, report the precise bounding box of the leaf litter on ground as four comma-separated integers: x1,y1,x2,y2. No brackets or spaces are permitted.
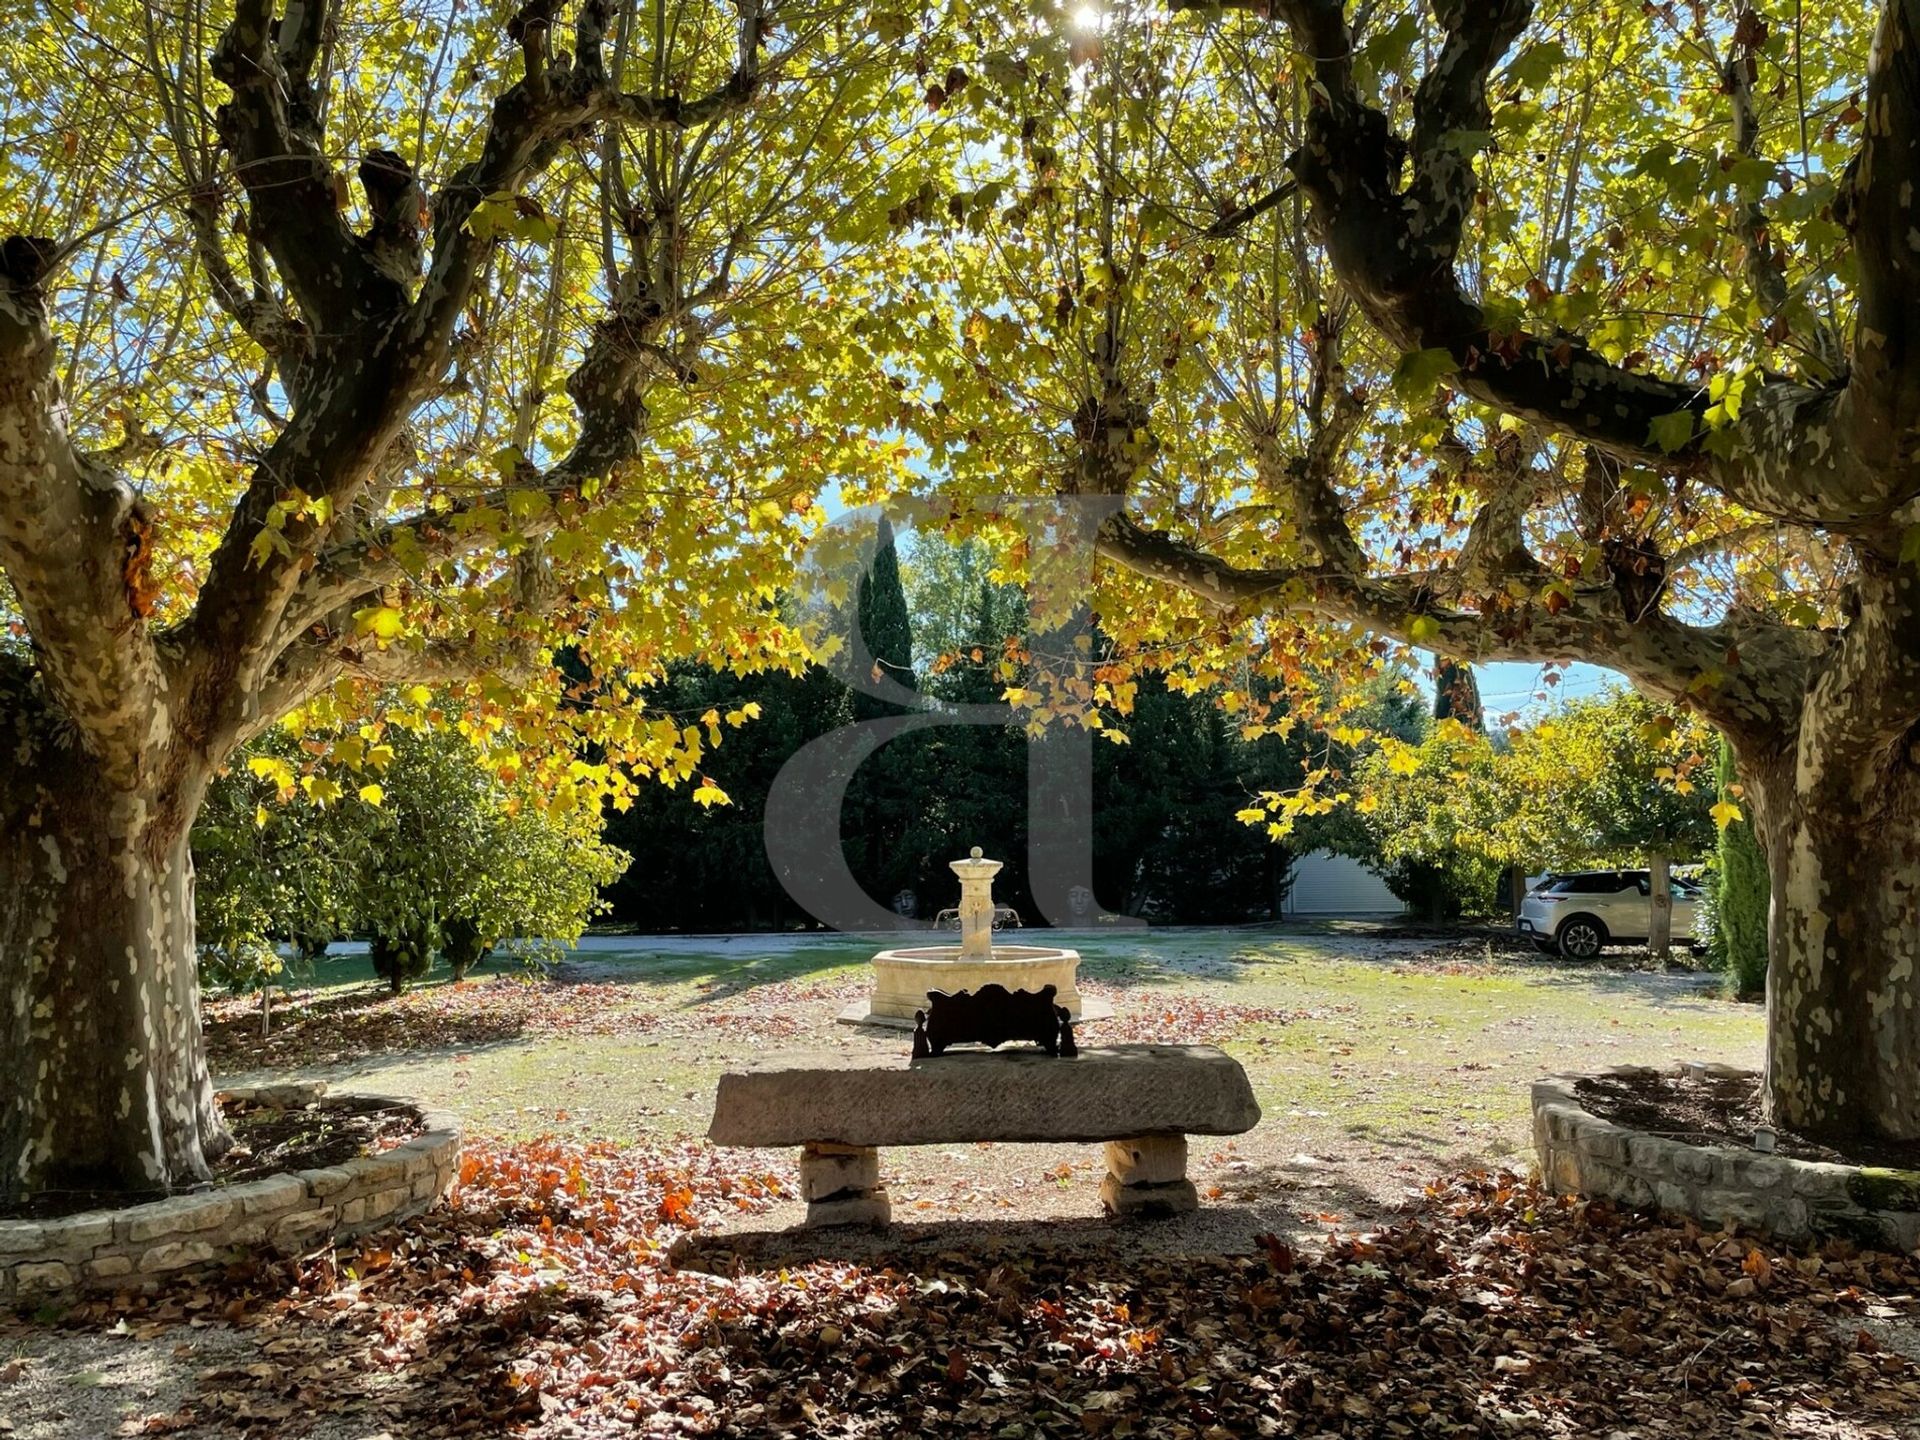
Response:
12,1141,1918,1438
206,970,1317,1072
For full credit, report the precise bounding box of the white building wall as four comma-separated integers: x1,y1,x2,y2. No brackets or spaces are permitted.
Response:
1284,850,1405,915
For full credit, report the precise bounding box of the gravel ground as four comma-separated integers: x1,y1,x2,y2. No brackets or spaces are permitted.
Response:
1,1326,246,1439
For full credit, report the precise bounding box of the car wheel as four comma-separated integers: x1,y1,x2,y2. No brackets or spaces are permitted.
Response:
1556,915,1607,959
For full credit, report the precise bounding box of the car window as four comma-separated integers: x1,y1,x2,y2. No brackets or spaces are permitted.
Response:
1635,877,1650,895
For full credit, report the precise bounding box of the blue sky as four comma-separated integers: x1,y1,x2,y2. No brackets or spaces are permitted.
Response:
1474,659,1620,722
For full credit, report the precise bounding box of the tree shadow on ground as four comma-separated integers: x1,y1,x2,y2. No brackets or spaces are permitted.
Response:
677,1166,1395,1272
552,943,873,1009
1338,1120,1523,1176
19,1148,1918,1440
204,981,536,1073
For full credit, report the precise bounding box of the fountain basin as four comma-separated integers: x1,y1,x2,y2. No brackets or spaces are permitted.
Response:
840,943,1112,1030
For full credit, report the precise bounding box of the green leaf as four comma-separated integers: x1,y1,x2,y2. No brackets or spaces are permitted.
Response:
1648,411,1697,453
1505,40,1570,90
1360,14,1422,76
1391,347,1459,399
1441,129,1495,157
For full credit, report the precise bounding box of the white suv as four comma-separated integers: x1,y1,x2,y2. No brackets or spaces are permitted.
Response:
1519,870,1701,958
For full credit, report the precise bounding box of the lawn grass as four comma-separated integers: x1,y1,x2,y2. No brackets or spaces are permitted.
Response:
216,926,1765,1224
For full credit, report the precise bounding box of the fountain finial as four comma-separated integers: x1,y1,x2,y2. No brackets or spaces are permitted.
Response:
950,846,1003,960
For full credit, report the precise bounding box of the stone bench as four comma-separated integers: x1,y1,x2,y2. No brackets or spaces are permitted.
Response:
708,1043,1261,1226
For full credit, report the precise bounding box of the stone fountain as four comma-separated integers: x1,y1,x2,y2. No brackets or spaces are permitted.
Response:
839,848,1112,1029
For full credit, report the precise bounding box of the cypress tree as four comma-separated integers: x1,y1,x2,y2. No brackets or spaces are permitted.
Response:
853,515,915,721
847,515,923,906
1713,735,1770,994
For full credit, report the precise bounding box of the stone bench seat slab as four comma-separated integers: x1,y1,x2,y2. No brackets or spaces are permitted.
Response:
709,1043,1260,1150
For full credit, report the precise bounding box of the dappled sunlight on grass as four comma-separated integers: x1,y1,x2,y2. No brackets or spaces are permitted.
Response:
210,926,1765,1219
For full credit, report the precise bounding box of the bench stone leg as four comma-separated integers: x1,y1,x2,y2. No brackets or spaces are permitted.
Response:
799,1144,889,1227
1101,1137,1197,1218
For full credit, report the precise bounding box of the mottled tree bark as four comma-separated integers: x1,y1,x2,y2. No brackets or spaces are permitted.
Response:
1746,740,1920,1143
0,692,225,1205
1118,0,1920,1146
0,0,765,1202
1646,852,1672,962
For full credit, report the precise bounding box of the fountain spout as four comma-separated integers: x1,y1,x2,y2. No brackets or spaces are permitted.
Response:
838,844,1109,1029
949,846,1004,961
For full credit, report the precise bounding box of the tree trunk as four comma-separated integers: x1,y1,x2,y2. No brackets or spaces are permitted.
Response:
1646,850,1672,962
0,746,228,1206
1758,762,1920,1142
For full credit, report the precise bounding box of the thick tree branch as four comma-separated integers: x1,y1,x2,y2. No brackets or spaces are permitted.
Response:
402,0,765,376
1243,0,1920,530
1834,0,1920,472
1206,178,1297,239
1405,0,1532,272
1452,430,1546,596
0,240,167,787
247,630,545,744
188,0,766,745
135,2,303,364
1095,506,1815,745
1664,521,1791,573
273,205,708,679
210,0,396,335
1275,1,1708,472
1258,304,1366,573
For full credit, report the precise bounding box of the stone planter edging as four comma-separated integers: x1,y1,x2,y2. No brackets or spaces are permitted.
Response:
1533,1064,1920,1251
0,1082,461,1300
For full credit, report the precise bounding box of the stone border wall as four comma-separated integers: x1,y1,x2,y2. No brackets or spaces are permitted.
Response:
1534,1065,1920,1251
0,1083,461,1300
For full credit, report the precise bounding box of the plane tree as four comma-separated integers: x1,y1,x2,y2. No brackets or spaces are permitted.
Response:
908,0,1919,1142
0,0,926,1204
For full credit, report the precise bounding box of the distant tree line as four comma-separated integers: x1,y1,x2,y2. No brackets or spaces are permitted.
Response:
599,524,1398,931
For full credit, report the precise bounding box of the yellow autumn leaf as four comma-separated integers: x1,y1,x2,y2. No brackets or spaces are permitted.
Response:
302,774,344,806
352,605,405,641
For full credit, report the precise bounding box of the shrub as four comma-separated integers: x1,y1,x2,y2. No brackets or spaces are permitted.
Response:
1713,737,1770,996
442,915,492,981
370,922,437,994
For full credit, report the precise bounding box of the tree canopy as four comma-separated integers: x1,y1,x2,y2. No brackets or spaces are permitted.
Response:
5,0,1920,1189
